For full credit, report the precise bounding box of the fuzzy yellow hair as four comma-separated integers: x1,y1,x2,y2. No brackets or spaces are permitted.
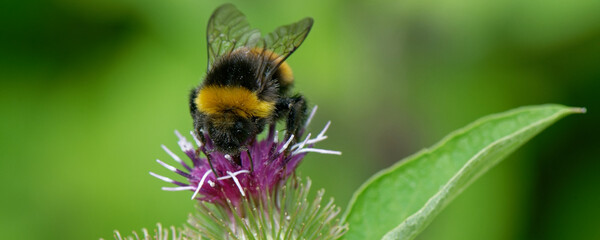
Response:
196,86,275,118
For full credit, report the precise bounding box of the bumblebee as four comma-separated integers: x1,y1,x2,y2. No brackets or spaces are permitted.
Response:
189,4,313,161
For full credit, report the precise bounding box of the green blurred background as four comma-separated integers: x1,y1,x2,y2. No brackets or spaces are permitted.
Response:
1,0,599,239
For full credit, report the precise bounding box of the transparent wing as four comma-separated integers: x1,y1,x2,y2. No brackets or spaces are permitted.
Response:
259,17,314,64
206,4,261,70
255,17,313,86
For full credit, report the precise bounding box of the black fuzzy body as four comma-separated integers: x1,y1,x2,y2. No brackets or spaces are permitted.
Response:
189,49,306,156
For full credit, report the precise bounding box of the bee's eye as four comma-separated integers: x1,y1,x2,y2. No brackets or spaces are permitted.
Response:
234,121,244,131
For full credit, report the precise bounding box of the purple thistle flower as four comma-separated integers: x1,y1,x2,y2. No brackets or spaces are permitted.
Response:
134,106,349,239
150,106,341,206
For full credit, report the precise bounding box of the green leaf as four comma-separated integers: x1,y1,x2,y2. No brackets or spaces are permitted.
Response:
341,104,585,240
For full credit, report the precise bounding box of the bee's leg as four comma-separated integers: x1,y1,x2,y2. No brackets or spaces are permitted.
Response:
195,129,206,157
205,153,219,178
246,149,254,172
275,94,308,154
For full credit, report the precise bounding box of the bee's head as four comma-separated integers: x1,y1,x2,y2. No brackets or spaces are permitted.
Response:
206,113,256,155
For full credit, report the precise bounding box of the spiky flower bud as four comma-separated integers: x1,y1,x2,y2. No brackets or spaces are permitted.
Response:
110,224,183,240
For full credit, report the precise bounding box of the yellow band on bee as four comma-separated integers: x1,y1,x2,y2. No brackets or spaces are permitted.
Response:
196,86,275,118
